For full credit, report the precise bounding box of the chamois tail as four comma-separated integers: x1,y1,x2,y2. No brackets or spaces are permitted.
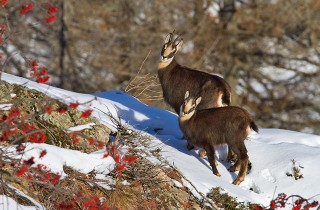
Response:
222,90,231,106
250,121,259,133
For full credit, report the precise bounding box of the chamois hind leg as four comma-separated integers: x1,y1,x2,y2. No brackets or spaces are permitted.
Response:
227,147,237,163
227,145,251,172
228,159,241,172
228,144,241,172
230,142,249,185
205,145,220,177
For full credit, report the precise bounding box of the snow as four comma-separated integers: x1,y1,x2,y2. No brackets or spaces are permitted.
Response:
4,185,44,210
0,104,12,111
259,66,296,81
67,122,96,132
5,143,116,178
1,72,320,209
0,195,37,210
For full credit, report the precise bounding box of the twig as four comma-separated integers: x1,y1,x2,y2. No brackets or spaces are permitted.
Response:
125,50,152,93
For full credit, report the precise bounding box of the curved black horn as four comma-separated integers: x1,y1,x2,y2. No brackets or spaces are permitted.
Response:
169,29,176,42
165,32,173,44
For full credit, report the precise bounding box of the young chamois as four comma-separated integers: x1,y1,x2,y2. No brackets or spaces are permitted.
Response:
158,31,231,114
179,91,258,185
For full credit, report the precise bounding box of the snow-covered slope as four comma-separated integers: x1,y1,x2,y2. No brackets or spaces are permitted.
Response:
2,73,320,208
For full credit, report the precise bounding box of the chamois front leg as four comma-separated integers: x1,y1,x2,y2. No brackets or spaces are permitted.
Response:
184,135,195,150
205,145,220,177
232,158,248,185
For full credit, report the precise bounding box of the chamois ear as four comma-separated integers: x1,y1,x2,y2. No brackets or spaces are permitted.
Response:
195,97,202,106
175,39,184,52
164,33,172,44
184,91,189,99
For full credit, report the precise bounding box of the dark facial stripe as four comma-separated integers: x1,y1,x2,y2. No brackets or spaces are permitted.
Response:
183,106,196,115
160,50,175,59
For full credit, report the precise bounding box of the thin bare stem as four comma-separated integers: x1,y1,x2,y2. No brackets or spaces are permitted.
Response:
125,50,152,93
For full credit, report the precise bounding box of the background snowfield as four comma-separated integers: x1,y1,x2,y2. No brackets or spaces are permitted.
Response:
1,72,320,209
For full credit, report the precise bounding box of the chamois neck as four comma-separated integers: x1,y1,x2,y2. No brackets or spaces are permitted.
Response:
158,57,177,70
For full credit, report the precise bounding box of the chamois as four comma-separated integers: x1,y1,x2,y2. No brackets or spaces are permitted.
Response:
179,91,258,185
158,31,231,114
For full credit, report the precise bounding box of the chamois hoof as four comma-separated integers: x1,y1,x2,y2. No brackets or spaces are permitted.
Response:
232,179,242,185
199,149,207,158
213,172,221,177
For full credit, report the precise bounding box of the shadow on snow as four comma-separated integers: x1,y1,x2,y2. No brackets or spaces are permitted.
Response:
93,90,232,173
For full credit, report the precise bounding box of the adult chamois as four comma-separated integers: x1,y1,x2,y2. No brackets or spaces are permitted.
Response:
179,91,258,185
158,31,231,114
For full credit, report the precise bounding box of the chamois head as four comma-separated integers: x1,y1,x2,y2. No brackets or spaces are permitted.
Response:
179,91,202,118
160,30,184,62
